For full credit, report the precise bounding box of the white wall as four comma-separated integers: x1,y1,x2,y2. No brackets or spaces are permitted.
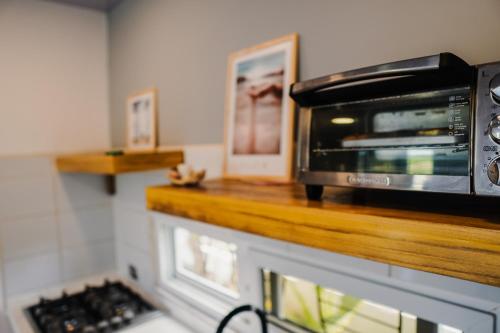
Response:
0,0,110,156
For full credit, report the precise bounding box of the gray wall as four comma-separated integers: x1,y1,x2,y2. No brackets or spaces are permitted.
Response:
109,0,500,147
0,0,109,156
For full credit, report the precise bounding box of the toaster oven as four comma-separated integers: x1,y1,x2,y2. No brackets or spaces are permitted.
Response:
290,53,500,200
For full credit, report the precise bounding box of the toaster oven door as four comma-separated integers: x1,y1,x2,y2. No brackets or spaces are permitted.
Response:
300,86,472,193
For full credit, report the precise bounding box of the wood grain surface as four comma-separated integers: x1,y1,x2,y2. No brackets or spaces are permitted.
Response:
147,179,500,287
56,150,183,175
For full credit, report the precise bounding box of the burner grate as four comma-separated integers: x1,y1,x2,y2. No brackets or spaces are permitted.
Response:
25,280,156,333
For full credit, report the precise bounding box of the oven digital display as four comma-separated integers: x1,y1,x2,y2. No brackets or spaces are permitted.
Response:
309,86,471,176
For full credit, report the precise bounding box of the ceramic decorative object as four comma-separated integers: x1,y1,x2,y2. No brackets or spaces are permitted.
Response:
168,164,206,187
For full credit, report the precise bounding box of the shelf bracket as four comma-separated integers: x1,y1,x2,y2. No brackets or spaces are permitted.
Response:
105,175,116,195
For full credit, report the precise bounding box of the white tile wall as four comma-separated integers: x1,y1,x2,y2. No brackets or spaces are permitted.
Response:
114,171,158,293
113,144,223,294
4,253,60,296
0,156,115,298
1,215,58,260
0,177,55,220
181,144,223,180
143,170,170,188
0,144,223,299
61,241,115,281
115,172,150,209
114,202,151,253
55,173,111,212
116,242,155,292
59,205,114,248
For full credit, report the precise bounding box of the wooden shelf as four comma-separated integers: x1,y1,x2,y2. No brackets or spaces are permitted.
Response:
56,150,183,175
57,150,183,194
146,179,500,287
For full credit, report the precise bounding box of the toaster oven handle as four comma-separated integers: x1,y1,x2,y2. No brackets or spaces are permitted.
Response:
290,53,469,97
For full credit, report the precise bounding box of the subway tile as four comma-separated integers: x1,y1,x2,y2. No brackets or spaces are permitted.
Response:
143,170,169,188
115,173,147,207
114,202,151,253
59,205,113,249
4,253,60,296
116,170,170,210
183,144,223,180
61,241,115,281
55,173,110,212
116,243,155,293
1,215,58,260
0,177,55,220
0,156,53,180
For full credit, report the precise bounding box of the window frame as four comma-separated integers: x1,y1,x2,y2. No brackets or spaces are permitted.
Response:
249,248,495,333
152,212,499,333
172,227,240,299
154,213,244,325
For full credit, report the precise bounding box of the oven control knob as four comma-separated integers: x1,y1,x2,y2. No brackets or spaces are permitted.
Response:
488,115,500,144
491,74,500,104
487,158,500,185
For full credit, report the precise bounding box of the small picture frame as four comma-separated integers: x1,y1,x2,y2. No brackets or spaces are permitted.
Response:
126,88,157,151
223,33,299,182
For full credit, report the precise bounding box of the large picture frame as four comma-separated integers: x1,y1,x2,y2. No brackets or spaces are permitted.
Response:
126,88,158,151
223,33,298,182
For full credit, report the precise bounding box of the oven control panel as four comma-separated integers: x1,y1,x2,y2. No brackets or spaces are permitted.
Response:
490,73,500,104
474,63,500,195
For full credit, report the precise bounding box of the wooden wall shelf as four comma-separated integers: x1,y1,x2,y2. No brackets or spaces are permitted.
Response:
57,150,183,194
146,179,500,287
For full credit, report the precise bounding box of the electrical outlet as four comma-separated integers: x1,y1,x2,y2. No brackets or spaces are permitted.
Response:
128,264,138,281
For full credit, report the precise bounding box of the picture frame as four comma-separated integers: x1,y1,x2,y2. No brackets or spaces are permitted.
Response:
223,33,299,182
126,88,158,151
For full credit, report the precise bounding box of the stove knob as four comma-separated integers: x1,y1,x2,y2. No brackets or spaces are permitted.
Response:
487,158,500,185
83,325,98,333
491,73,500,104
110,316,123,329
123,309,135,323
45,322,63,333
488,115,500,144
96,320,110,333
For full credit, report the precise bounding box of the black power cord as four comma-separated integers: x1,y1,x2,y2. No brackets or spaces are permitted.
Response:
216,304,268,333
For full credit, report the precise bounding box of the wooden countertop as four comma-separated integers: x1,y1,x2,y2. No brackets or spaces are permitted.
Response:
146,179,500,287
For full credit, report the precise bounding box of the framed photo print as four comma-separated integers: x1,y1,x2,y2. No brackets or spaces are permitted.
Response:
223,33,298,182
126,88,157,150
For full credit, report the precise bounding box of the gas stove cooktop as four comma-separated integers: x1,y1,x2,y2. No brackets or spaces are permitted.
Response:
25,280,157,333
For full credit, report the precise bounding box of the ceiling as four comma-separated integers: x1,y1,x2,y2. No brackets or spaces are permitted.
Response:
42,0,123,11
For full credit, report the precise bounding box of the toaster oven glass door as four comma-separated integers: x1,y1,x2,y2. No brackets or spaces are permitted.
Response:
308,86,471,176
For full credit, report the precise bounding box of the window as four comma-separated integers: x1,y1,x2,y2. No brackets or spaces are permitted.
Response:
155,215,495,333
174,227,239,298
262,270,462,333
